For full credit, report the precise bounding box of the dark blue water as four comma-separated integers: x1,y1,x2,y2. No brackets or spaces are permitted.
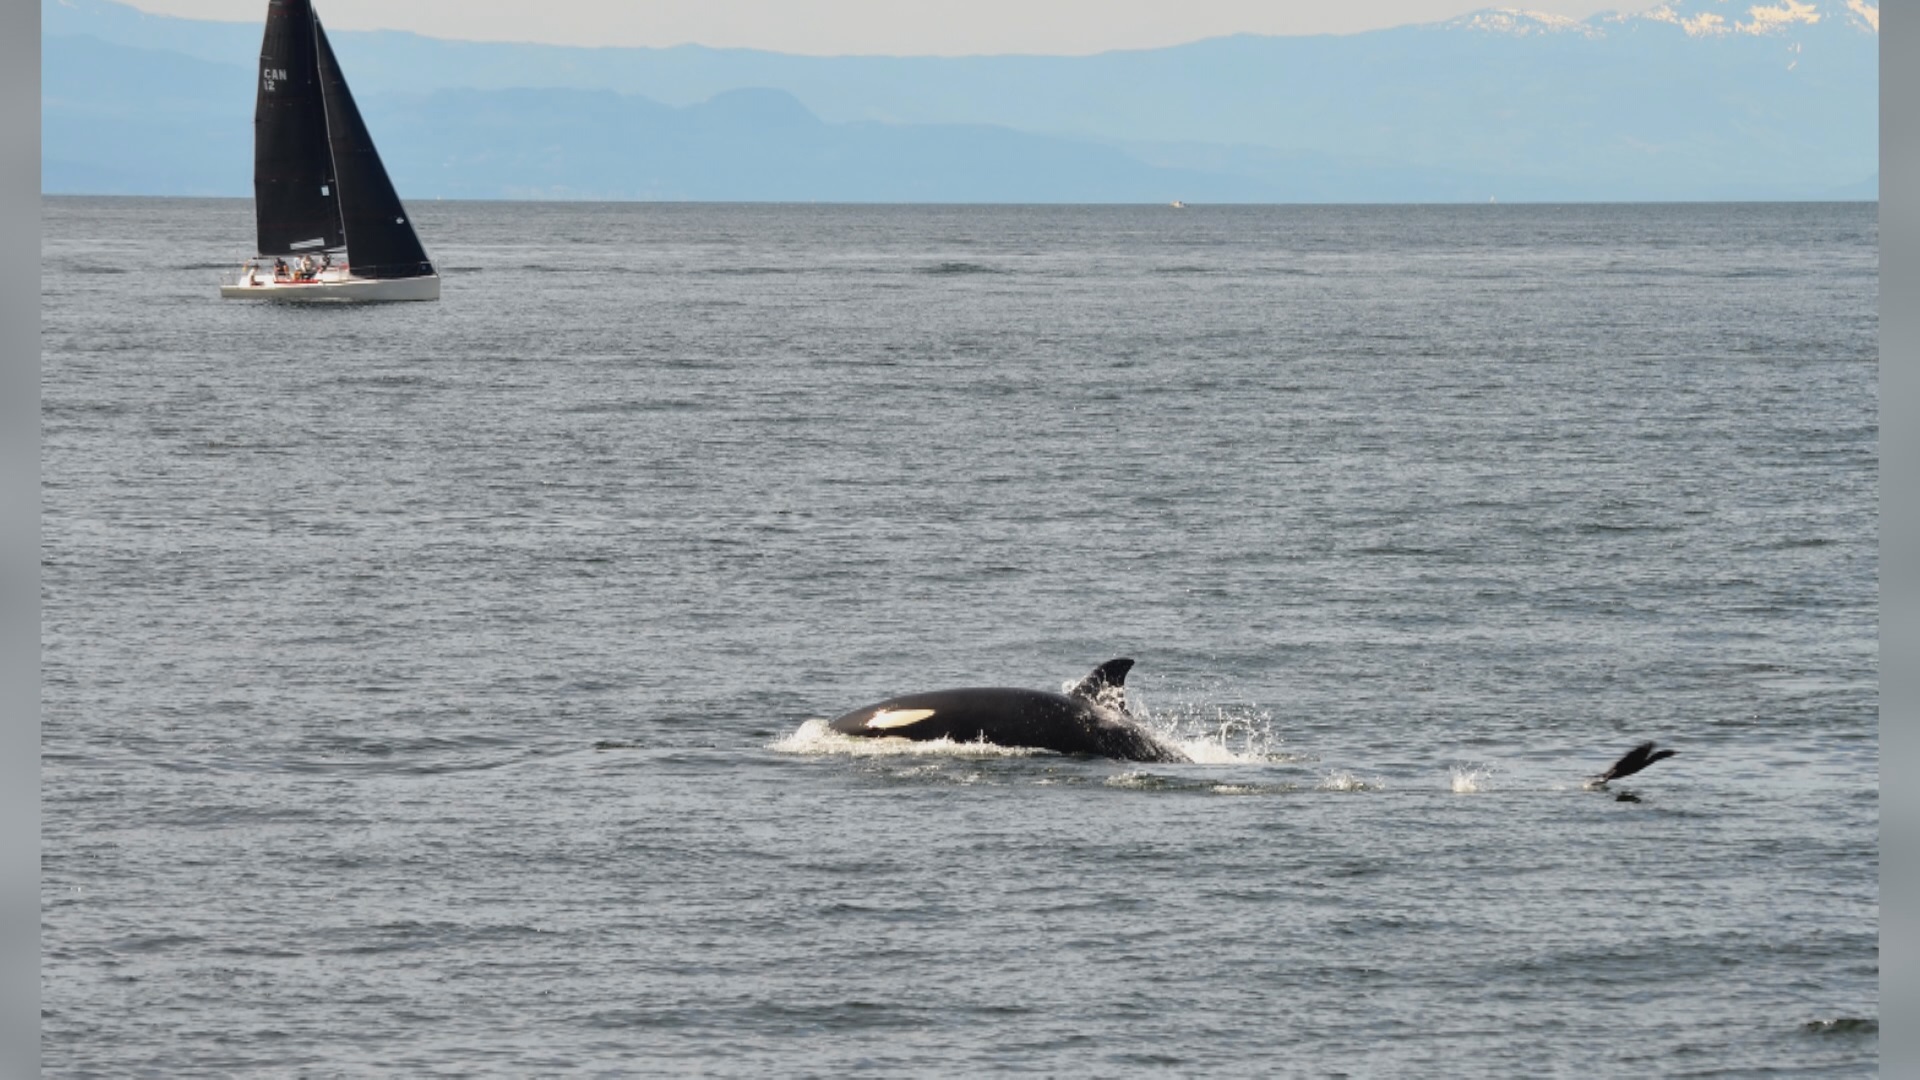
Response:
42,199,1877,1075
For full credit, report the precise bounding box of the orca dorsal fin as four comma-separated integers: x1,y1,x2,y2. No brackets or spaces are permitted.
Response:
1068,658,1135,713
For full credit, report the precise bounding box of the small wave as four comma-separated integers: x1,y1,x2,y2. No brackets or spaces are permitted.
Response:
888,763,989,785
1802,1017,1876,1036
1210,783,1279,796
150,805,328,827
1354,544,1440,557
1323,771,1381,793
769,718,1044,758
1105,770,1176,790
1576,521,1679,535
330,919,554,955
187,438,293,456
1107,772,1294,795
109,933,206,954
920,261,1002,275
256,732,535,776
333,374,434,388
562,399,702,415
1450,765,1493,793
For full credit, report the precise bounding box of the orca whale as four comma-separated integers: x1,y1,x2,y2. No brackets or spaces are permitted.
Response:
1585,741,1678,788
827,658,1188,763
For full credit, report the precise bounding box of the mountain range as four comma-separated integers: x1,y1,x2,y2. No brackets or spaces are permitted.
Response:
42,0,1879,202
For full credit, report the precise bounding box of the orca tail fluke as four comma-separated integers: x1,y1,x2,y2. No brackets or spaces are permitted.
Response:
1588,740,1678,786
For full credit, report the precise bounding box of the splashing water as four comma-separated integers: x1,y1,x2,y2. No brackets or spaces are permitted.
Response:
1130,694,1295,765
1322,771,1380,792
1451,765,1493,793
1105,771,1175,790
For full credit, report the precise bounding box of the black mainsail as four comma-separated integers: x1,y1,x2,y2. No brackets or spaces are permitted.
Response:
253,0,342,255
251,0,432,279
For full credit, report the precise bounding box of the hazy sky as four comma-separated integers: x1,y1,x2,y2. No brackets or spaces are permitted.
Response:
116,1,1667,55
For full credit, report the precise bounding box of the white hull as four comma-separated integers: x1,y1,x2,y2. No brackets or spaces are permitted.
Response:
220,272,439,302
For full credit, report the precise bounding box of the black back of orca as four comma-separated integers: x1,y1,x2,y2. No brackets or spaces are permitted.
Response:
827,659,1185,763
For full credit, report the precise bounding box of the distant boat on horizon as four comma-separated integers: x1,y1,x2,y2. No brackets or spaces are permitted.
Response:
221,0,438,302
1170,200,1188,209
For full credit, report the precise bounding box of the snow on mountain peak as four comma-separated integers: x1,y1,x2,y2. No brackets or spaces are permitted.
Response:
1639,1,1876,37
1452,2,1878,40
1448,9,1605,37
1741,1,1823,33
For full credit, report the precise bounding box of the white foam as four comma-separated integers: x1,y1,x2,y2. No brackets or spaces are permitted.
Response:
1104,770,1170,790
1134,696,1295,765
1450,765,1493,793
1322,770,1380,792
769,718,1046,759
1170,736,1281,765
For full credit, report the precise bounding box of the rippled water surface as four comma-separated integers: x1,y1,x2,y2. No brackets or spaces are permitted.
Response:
42,199,1878,1075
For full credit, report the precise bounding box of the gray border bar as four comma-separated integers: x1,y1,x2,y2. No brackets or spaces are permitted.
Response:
1,1,41,1076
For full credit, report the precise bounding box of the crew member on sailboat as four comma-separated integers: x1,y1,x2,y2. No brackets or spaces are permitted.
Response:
221,0,440,302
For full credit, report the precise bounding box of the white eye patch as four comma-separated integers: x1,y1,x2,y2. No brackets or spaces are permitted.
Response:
866,708,936,730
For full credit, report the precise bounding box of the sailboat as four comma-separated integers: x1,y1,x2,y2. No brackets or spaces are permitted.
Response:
221,0,438,302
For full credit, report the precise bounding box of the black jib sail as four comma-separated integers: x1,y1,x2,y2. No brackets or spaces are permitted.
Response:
253,0,343,255
314,16,433,279
250,0,432,279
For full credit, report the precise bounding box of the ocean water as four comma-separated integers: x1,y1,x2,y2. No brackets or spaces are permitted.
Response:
41,199,1877,1076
